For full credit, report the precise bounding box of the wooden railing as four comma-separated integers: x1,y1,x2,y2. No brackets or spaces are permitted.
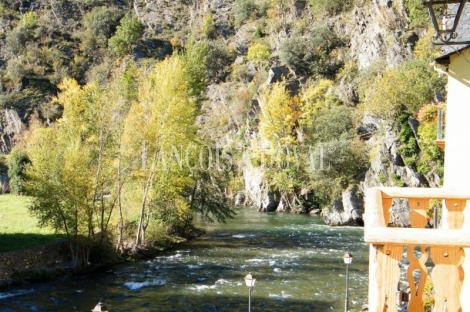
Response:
364,187,470,312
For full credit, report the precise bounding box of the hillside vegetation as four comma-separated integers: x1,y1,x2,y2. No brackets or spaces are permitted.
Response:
0,0,446,263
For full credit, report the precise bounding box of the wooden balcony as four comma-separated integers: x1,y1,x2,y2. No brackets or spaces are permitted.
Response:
364,187,470,312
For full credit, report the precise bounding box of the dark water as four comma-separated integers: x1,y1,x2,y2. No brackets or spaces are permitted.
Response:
0,208,369,311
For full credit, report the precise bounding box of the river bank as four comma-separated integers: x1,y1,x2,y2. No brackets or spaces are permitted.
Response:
0,228,205,289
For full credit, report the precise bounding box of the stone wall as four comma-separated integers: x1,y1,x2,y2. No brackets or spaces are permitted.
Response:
0,241,69,281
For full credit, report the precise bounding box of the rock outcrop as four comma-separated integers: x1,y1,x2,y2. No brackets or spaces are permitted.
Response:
323,185,364,226
0,109,23,154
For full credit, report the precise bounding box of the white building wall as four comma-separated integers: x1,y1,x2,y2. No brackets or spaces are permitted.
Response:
443,48,470,192
442,47,470,310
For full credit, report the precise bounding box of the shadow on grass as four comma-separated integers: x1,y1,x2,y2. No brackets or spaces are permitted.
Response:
0,233,67,253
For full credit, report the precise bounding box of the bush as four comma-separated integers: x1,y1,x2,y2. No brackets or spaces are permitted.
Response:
307,106,353,144
7,149,29,195
416,102,445,176
5,26,30,55
21,11,39,29
246,43,270,65
404,0,431,29
230,63,255,82
358,58,444,119
309,0,352,16
395,112,420,168
84,7,125,39
6,59,26,82
202,12,216,39
205,41,237,82
279,27,341,77
234,0,256,24
78,0,111,9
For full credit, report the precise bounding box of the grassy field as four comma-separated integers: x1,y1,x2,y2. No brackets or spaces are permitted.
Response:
0,194,66,252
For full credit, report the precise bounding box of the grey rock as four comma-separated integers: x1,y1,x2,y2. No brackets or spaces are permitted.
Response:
276,198,289,212
323,185,364,226
0,109,23,154
266,67,289,85
234,191,245,206
260,190,280,212
339,3,410,70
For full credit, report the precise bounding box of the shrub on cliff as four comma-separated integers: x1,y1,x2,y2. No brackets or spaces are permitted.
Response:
108,14,142,57
358,58,444,119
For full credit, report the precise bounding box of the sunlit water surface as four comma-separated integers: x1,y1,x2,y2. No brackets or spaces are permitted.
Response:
0,208,369,311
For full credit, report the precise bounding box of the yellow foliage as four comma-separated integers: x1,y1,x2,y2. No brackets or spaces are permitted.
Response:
122,54,199,231
266,8,278,18
247,43,270,65
413,28,442,60
259,83,300,146
300,79,334,124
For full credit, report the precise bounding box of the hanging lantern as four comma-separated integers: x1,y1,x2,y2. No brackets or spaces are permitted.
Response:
422,0,470,44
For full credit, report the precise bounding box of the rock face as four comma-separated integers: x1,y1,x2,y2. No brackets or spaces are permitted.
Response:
339,0,410,70
241,164,280,212
357,114,436,226
0,109,23,154
322,185,364,226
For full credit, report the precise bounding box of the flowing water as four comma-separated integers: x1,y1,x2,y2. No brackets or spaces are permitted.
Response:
0,208,369,312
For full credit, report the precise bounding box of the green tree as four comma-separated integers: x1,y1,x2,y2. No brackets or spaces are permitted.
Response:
181,40,208,96
203,40,235,82
234,0,258,25
108,14,142,57
279,27,341,77
404,0,431,29
7,149,29,195
307,139,368,205
84,7,124,39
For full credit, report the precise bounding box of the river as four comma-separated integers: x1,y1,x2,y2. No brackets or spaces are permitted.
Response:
0,208,369,311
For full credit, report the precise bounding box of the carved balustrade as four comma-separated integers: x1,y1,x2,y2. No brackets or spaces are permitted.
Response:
365,187,470,312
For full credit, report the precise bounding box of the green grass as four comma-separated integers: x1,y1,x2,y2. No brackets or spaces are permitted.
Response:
0,194,66,252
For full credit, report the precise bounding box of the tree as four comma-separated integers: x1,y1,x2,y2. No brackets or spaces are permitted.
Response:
122,54,199,246
21,11,39,29
307,139,368,206
7,149,29,195
108,14,142,57
25,78,118,266
84,7,124,39
256,82,303,209
259,82,301,146
108,61,139,252
358,58,444,119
